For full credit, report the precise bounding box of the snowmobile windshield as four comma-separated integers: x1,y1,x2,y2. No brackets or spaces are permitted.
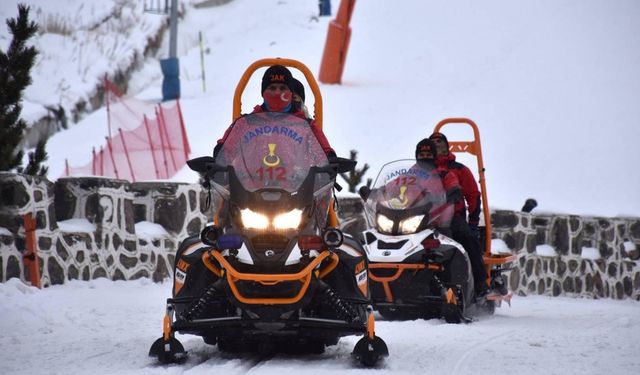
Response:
215,112,331,193
364,160,453,234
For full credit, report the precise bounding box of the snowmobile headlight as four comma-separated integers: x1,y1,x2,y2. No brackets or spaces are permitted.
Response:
399,215,424,234
240,208,269,229
273,209,303,230
376,214,394,233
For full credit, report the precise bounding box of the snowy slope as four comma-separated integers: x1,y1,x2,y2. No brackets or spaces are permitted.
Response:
14,0,638,217
0,278,638,375
0,0,165,124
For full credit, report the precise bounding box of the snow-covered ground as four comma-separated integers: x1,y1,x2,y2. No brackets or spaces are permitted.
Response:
3,0,639,217
1,1,640,373
0,278,638,375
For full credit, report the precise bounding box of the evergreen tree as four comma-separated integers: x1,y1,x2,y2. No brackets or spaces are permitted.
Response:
0,4,39,172
18,139,48,176
339,149,370,193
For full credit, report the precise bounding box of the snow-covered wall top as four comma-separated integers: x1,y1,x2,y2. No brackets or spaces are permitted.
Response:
1,174,639,300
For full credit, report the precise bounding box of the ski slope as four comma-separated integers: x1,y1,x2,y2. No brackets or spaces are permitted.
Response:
1,278,639,375
6,0,638,217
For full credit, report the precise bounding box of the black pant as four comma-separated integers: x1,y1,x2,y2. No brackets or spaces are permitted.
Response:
449,214,488,293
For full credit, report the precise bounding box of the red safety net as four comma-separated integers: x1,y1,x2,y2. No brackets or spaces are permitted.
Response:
65,78,190,181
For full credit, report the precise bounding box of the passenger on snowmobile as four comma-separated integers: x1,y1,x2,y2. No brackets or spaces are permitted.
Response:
289,77,310,119
430,131,492,297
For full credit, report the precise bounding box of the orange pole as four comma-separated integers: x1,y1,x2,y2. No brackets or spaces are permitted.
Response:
318,0,356,84
157,105,178,172
106,136,119,179
118,128,136,182
175,99,190,157
23,213,41,288
232,58,324,129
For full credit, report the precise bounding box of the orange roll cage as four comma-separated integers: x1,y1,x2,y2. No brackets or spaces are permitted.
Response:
232,57,324,129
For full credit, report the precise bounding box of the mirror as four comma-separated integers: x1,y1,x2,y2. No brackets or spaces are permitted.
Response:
328,156,356,174
358,186,371,201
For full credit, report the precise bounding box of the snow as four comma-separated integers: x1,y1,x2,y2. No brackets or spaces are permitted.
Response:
2,1,640,373
490,238,511,254
57,218,96,233
135,221,169,240
0,227,12,236
2,0,638,217
623,241,636,252
0,278,639,375
581,246,601,260
535,244,557,257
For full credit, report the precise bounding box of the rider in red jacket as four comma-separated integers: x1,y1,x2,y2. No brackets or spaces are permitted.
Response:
215,65,335,158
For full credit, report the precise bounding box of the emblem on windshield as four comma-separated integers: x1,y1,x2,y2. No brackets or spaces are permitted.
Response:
389,185,409,209
263,143,281,167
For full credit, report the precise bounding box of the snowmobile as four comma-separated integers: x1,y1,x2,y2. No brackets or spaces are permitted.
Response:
149,58,388,367
359,118,514,323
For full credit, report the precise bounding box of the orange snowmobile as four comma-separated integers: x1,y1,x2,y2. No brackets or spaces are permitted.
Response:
149,58,388,366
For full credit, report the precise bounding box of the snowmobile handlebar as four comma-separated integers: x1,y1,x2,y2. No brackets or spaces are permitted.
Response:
233,58,324,129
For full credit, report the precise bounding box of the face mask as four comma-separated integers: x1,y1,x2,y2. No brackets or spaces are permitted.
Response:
263,90,293,112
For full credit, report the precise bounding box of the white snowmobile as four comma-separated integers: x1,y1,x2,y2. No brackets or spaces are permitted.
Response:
359,159,476,322
359,118,514,322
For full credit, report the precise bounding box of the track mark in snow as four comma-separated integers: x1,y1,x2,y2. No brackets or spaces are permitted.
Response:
450,329,517,375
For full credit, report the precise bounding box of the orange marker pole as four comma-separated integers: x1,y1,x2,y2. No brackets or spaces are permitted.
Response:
318,0,356,84
23,213,41,288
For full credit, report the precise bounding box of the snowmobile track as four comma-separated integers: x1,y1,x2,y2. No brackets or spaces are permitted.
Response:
449,329,517,375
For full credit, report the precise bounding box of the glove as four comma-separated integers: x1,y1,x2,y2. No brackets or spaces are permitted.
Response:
446,187,462,203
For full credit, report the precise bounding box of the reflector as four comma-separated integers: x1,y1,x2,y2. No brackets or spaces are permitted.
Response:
421,238,441,250
298,235,324,251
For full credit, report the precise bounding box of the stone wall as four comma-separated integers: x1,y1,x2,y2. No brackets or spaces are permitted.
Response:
0,173,210,287
335,197,640,301
491,211,640,300
1,174,639,300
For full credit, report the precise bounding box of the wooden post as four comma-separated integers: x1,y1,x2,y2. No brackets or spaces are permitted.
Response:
92,147,96,175
23,213,41,289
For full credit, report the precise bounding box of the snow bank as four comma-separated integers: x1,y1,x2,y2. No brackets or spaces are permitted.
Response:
491,238,511,255
581,247,601,260
57,218,96,233
135,221,170,240
535,244,557,257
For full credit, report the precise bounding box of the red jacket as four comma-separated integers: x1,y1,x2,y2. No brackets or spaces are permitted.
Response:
216,105,335,157
435,153,481,226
